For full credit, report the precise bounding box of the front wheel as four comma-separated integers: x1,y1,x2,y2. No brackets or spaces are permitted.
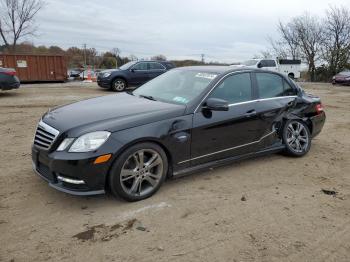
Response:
282,120,311,157
109,142,168,201
111,78,127,92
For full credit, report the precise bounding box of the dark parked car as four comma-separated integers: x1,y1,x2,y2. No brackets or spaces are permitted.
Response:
332,70,350,85
32,67,325,201
0,67,20,91
97,60,175,91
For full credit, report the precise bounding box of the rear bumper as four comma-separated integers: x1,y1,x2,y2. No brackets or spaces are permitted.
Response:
31,145,110,196
332,79,350,85
310,112,326,138
0,81,20,91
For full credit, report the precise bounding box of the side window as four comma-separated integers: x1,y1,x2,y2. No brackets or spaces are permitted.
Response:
283,80,297,96
132,62,148,70
261,60,276,67
257,73,295,98
149,62,165,70
208,73,252,104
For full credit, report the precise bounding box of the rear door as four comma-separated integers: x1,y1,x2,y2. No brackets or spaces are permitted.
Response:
254,72,298,149
147,62,167,80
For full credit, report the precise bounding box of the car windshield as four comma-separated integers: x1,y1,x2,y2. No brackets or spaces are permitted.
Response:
242,60,258,66
133,69,218,104
339,70,350,76
119,61,137,70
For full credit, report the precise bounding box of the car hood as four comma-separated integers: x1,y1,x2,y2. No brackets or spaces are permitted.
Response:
42,93,186,136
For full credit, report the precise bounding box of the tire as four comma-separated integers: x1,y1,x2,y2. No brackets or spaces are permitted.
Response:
109,142,168,201
282,120,311,157
288,73,295,79
111,78,127,92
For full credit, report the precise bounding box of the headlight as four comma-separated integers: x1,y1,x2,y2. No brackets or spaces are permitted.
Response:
57,138,75,151
68,131,111,152
103,72,111,78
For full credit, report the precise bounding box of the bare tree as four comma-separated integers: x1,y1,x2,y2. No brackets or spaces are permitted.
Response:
151,54,167,61
267,36,289,59
0,0,44,51
277,21,301,59
292,13,323,81
322,5,350,76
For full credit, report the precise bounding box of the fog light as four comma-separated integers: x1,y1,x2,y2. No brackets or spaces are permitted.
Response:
57,175,85,185
94,154,112,164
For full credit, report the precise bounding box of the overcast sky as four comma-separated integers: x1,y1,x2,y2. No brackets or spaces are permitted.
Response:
33,0,349,62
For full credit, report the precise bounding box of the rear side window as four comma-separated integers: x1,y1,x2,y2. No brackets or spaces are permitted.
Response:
209,73,252,104
256,73,295,98
148,62,165,70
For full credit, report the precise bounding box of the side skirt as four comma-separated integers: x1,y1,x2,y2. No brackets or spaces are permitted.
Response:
172,144,286,178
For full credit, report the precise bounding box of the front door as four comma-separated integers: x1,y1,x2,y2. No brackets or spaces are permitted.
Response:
191,72,262,166
129,62,149,85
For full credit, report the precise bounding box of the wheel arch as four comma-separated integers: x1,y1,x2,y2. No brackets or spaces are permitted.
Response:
105,138,173,190
278,116,313,138
111,75,128,87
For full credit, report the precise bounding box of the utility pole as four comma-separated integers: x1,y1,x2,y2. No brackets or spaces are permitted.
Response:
83,44,87,69
201,54,205,64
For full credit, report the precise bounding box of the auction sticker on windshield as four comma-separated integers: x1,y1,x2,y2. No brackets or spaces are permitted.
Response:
195,72,217,80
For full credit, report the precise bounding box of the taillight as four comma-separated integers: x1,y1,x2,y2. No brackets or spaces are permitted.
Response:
3,71,16,76
316,103,324,114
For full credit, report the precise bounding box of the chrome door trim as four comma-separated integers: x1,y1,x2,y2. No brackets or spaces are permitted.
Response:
178,130,276,164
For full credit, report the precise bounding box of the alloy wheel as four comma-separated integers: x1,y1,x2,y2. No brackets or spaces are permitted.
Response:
114,80,125,91
120,149,163,197
286,121,309,153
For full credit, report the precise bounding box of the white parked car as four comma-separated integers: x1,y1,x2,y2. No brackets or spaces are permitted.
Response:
233,59,301,79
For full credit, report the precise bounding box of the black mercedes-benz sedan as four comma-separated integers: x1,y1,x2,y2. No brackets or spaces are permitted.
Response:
32,66,325,201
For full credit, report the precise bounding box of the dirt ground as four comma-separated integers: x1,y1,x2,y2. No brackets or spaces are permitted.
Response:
0,81,349,262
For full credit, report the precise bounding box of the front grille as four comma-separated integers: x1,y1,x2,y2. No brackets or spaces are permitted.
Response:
34,121,59,150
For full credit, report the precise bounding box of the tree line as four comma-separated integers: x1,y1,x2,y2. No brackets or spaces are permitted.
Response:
267,5,350,81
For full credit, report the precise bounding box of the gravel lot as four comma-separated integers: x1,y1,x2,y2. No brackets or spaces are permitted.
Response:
1,82,349,262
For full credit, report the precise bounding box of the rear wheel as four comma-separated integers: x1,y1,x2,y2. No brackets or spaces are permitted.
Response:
109,142,168,201
282,120,311,157
111,78,126,92
288,73,295,79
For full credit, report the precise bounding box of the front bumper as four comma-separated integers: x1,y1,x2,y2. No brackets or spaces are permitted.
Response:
32,146,111,195
97,77,111,88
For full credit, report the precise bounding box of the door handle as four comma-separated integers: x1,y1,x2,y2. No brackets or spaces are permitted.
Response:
245,109,257,117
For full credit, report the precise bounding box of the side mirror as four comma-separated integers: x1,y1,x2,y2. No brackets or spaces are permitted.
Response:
203,98,229,111
257,62,263,68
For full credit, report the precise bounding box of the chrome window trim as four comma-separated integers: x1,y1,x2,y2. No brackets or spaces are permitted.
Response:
227,95,297,107
178,130,276,164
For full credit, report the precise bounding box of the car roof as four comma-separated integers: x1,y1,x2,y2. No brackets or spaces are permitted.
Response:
174,65,257,74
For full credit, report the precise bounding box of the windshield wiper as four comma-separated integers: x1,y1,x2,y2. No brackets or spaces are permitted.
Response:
139,95,157,101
